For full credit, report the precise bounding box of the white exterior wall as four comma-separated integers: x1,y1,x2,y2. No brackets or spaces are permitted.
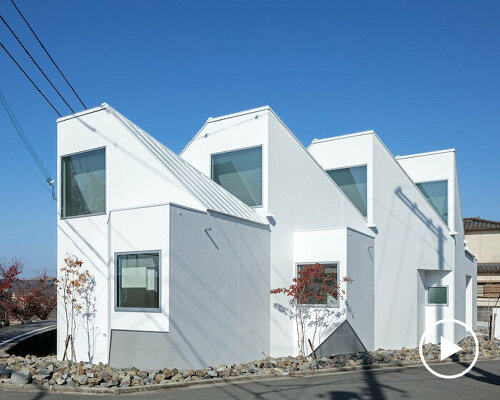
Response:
397,150,477,337
57,107,205,363
166,205,270,369
345,229,375,350
293,227,375,352
108,205,170,332
293,228,349,353
181,107,372,356
308,132,466,349
57,107,270,366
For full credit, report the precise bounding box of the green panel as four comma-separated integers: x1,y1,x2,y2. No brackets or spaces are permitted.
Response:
428,287,447,305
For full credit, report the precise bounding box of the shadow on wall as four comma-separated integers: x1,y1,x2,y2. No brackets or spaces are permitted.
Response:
395,187,447,343
394,187,446,269
80,274,98,364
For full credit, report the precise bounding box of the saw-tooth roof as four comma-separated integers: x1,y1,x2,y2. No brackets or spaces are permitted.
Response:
105,104,267,226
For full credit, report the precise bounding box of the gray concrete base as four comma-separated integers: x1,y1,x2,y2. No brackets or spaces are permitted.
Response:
314,320,367,357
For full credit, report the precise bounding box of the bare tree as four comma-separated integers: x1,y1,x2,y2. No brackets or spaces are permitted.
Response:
57,255,94,361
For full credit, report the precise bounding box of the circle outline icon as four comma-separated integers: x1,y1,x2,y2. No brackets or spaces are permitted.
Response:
418,318,479,379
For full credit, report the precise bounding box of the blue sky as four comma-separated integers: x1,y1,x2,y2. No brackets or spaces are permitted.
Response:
0,1,499,276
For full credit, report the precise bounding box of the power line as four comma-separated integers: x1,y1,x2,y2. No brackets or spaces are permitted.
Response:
0,91,50,177
0,14,75,114
0,90,56,201
0,132,53,197
0,40,62,116
9,0,87,110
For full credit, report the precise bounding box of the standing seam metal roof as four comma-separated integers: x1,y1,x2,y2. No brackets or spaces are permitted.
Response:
105,105,267,226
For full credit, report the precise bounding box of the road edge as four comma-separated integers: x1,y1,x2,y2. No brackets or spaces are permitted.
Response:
0,355,499,395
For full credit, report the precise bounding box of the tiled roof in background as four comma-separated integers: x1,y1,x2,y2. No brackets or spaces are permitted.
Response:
478,263,500,274
464,217,500,232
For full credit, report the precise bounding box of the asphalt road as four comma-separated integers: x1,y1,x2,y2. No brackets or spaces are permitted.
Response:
0,359,498,400
0,320,56,348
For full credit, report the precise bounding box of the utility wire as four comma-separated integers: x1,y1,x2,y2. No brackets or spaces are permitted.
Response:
9,0,87,109
0,90,56,200
0,41,62,117
0,133,53,196
0,91,50,177
0,14,75,114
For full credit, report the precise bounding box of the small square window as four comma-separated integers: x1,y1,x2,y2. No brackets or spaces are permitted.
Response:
297,263,339,307
427,286,447,305
116,252,160,311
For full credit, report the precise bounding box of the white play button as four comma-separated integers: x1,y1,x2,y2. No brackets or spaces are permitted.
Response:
440,336,462,361
419,319,479,379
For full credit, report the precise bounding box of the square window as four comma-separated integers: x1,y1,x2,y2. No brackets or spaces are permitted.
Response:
428,286,447,305
211,146,262,207
297,263,339,307
61,148,105,218
416,180,448,224
327,166,367,217
116,252,160,311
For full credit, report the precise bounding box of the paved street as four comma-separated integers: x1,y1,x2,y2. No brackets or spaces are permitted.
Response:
0,359,498,400
0,321,56,348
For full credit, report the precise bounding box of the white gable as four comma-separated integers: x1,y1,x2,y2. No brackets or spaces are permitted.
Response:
105,104,267,225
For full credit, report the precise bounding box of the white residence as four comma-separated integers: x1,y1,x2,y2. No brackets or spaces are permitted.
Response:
57,104,476,369
57,104,270,369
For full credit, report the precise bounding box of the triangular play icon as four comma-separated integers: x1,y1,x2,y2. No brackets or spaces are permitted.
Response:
440,336,462,361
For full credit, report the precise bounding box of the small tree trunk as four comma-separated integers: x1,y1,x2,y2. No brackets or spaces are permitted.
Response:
489,313,495,341
62,336,70,361
308,339,317,359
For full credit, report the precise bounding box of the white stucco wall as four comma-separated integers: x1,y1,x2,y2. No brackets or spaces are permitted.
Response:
308,132,468,349
397,150,477,336
57,107,270,366
345,228,375,350
57,107,205,363
293,228,375,352
167,205,270,368
181,107,372,356
293,228,348,354
108,204,170,332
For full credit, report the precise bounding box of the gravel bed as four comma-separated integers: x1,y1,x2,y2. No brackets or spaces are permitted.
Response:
0,333,498,390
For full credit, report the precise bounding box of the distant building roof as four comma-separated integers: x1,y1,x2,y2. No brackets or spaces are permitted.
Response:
478,263,500,274
105,104,268,226
464,217,500,232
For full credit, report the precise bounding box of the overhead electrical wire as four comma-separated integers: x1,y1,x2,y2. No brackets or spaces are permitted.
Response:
0,14,75,114
9,0,87,109
0,133,53,196
0,40,62,116
0,90,56,201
